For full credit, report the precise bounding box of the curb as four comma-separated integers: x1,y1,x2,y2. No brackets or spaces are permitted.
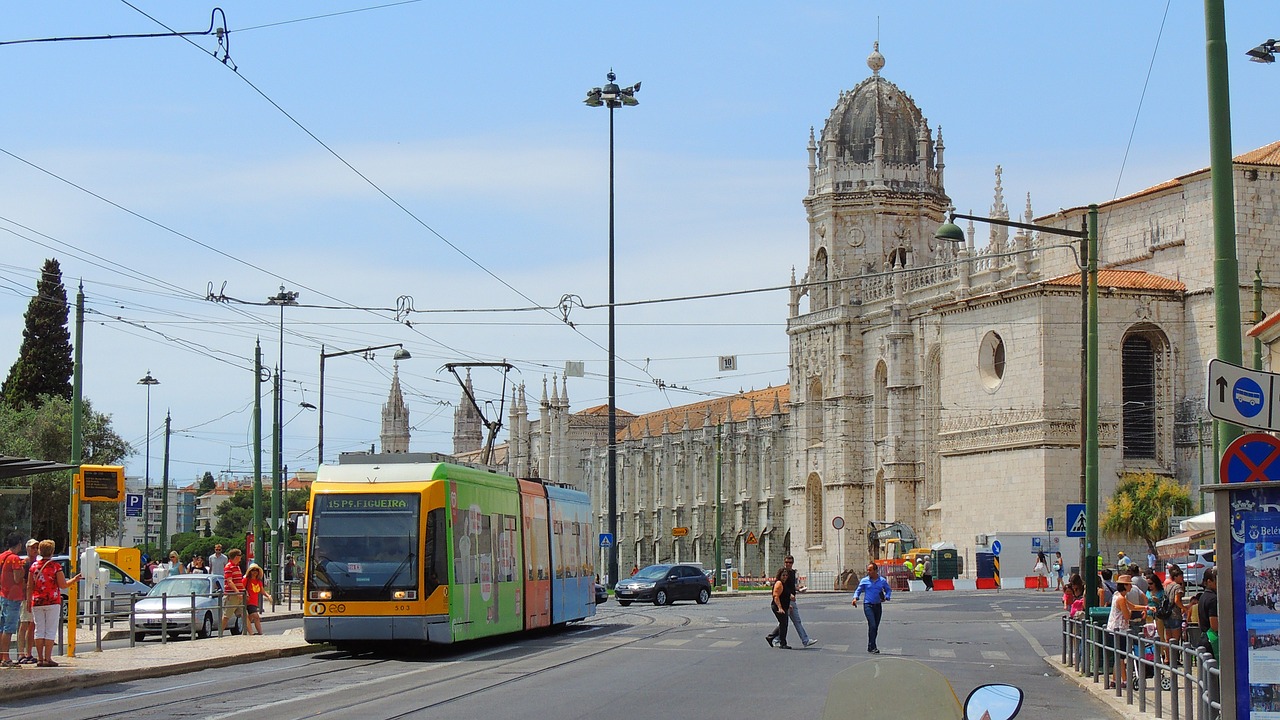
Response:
5,640,327,703
1043,654,1157,720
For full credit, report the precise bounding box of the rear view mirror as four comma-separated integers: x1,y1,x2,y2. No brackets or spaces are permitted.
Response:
964,684,1023,720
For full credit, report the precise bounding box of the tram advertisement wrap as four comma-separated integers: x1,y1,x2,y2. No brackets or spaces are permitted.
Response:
1234,488,1280,718
448,480,521,641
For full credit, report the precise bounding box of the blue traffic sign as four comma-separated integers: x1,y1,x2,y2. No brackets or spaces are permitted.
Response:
1066,503,1086,538
1221,432,1280,483
990,539,1002,556
1046,517,1054,532
125,493,143,517
599,533,614,548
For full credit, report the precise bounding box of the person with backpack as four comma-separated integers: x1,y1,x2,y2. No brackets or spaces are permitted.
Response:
1163,565,1187,664
27,540,80,667
0,532,26,668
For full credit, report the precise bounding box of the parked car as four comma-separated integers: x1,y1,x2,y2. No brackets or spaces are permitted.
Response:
53,555,146,618
1175,549,1215,586
614,563,712,606
131,573,243,641
595,582,608,604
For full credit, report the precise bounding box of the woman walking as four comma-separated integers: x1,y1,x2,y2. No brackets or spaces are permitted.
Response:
1105,574,1148,689
765,565,792,649
1034,551,1049,592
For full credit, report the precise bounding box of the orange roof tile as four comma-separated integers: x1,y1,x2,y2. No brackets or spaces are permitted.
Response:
1249,308,1280,339
620,386,790,440
1044,269,1185,292
1236,140,1280,166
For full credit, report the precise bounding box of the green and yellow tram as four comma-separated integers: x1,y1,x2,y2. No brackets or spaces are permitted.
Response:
303,458,595,647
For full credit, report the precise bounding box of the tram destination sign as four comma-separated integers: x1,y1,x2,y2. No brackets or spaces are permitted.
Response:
1207,358,1280,431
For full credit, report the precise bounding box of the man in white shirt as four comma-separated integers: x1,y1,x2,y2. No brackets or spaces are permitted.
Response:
208,544,228,577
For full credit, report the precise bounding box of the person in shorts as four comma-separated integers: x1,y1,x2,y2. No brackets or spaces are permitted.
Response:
244,564,272,635
220,549,246,633
17,539,37,664
0,532,26,668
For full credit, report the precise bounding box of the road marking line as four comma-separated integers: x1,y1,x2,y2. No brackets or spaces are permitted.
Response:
982,650,1010,661
709,640,739,648
656,639,690,646
929,648,956,658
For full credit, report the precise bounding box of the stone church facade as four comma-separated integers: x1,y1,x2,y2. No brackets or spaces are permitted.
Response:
452,45,1280,583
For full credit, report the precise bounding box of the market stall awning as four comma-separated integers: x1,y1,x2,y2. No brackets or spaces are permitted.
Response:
1180,511,1215,532
0,456,76,480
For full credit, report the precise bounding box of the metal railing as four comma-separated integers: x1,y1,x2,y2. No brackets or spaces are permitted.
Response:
1062,614,1221,719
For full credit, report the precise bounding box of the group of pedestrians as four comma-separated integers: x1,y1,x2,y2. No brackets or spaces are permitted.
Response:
765,558,893,654
0,533,81,668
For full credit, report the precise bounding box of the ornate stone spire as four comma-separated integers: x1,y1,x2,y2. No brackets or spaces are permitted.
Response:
382,363,411,454
451,368,480,454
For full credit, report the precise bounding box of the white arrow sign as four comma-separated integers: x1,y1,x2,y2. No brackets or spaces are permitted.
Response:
1207,358,1279,431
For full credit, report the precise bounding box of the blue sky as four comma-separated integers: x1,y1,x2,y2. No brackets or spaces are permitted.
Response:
1,1,1277,484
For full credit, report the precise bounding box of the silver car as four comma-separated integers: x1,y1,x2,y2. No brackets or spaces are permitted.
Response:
131,574,243,641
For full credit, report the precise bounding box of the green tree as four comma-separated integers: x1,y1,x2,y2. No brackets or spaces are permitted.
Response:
1100,471,1193,558
2,259,73,408
214,488,254,538
198,471,216,495
0,394,131,546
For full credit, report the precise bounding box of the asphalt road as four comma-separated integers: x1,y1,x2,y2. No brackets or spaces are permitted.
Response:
6,589,1120,720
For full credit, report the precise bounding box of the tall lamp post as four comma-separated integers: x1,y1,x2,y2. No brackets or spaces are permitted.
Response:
584,71,639,588
935,205,1100,609
318,343,411,465
138,371,160,550
266,287,297,591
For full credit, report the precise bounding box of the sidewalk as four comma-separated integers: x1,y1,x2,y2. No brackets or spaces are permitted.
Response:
0,604,320,703
1044,650,1203,720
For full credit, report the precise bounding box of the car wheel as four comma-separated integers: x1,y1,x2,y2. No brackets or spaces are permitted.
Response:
133,631,147,642
697,588,710,604
655,589,670,606
197,613,213,639
617,600,631,606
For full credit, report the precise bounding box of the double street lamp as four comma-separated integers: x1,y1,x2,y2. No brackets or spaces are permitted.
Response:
935,205,1100,610
584,71,639,588
318,343,411,465
137,371,160,549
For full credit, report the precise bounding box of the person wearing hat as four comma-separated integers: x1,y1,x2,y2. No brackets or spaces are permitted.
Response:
243,563,272,636
1104,573,1148,689
1116,550,1129,567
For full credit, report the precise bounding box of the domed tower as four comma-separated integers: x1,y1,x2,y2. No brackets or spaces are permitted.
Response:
788,43,950,580
800,42,951,312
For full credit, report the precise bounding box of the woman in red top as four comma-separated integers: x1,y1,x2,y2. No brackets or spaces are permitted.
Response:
27,540,80,667
244,563,272,635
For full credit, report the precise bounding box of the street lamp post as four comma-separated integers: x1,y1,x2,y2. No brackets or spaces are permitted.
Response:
266,287,297,591
936,205,1100,609
138,371,160,550
585,71,639,589
318,343,411,465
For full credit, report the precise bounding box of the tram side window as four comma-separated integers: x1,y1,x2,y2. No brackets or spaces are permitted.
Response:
426,508,446,596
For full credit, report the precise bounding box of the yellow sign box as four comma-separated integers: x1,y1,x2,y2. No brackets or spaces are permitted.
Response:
672,527,689,537
78,465,125,503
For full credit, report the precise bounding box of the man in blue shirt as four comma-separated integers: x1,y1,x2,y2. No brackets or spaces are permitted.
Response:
852,562,892,653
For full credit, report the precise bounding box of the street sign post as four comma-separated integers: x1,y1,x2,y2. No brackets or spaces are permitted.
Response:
599,533,613,548
1207,358,1279,430
125,493,143,518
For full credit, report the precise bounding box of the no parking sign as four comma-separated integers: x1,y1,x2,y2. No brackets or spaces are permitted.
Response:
1220,433,1280,484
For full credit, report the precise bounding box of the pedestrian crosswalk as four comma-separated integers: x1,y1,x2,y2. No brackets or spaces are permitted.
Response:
640,635,1016,662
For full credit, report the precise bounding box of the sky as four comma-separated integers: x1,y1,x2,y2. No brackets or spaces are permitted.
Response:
1,1,1278,487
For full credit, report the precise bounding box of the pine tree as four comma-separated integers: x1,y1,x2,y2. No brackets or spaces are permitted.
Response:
2,259,73,407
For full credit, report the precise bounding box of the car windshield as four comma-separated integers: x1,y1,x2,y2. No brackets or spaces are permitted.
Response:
635,565,673,580
148,578,212,598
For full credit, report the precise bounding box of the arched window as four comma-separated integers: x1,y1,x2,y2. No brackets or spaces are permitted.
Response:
807,377,824,445
806,473,823,548
1122,335,1156,459
874,469,886,522
874,361,888,440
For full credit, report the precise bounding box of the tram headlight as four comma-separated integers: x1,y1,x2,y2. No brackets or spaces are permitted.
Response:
392,590,417,600
310,590,332,600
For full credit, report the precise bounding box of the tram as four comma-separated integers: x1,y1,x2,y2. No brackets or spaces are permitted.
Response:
302,457,595,647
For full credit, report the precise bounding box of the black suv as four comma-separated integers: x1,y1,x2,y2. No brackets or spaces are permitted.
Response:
614,563,712,606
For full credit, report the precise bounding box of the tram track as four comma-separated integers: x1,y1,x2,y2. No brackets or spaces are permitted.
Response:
294,611,695,720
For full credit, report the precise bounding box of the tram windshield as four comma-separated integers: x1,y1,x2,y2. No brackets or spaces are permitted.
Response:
309,493,419,600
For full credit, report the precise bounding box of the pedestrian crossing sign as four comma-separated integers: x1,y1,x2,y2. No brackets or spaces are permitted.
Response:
1066,503,1086,538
